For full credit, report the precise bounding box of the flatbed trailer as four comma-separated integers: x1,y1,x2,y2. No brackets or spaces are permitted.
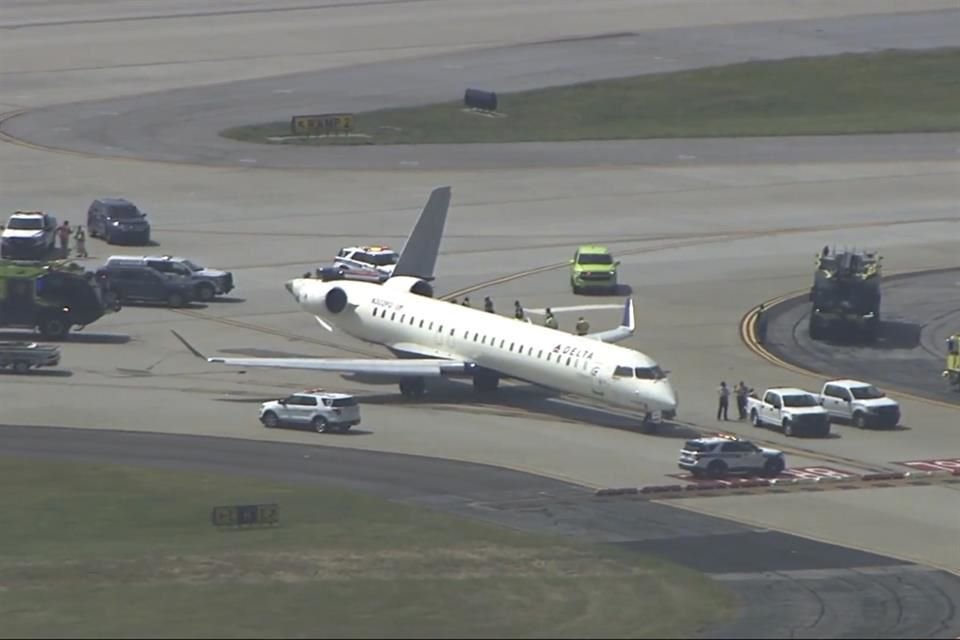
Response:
0,341,61,373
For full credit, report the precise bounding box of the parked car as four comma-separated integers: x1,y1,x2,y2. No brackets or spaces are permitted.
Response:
96,264,193,307
105,255,234,302
87,198,151,245
259,389,361,433
817,379,901,428
1,211,57,259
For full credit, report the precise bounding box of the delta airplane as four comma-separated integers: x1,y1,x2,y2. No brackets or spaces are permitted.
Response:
175,187,678,425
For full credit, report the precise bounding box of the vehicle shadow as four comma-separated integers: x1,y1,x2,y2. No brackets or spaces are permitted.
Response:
355,377,692,437
813,320,921,349
0,330,130,344
209,297,246,304
0,369,73,377
576,284,634,297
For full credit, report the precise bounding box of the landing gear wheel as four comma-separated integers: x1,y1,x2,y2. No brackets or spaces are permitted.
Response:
472,371,500,392
399,377,426,399
312,416,329,433
640,413,659,434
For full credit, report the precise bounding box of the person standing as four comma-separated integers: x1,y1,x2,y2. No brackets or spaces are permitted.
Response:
57,220,72,255
483,297,495,313
717,381,730,421
734,381,750,420
544,308,558,330
462,296,471,307
575,316,590,335
74,225,88,258
513,300,525,321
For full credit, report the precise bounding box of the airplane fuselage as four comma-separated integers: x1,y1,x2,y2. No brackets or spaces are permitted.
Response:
290,278,678,416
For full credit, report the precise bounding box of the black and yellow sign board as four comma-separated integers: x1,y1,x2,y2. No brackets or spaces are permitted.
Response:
211,503,279,528
290,113,354,136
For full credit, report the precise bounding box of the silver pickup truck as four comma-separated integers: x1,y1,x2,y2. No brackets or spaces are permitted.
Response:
818,379,900,429
0,342,61,373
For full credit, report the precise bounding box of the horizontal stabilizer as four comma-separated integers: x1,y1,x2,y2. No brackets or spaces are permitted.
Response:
585,297,635,344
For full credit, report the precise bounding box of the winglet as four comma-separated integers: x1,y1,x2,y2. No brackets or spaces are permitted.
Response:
171,330,207,360
622,297,635,332
392,186,451,281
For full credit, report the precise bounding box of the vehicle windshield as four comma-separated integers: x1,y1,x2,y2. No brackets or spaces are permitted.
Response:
366,253,397,267
108,206,140,220
330,397,358,407
850,385,885,399
182,260,204,272
782,394,818,407
683,440,710,452
7,218,43,230
577,253,613,265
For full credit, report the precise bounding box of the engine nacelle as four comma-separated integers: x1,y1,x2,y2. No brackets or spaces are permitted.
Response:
325,286,349,313
382,276,434,298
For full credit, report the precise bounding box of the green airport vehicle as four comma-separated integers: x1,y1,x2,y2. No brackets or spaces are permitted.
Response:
570,245,619,294
0,259,121,340
944,334,960,391
808,247,882,342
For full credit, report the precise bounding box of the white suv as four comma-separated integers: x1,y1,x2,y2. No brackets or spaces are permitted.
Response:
678,435,786,479
259,390,360,433
334,245,398,277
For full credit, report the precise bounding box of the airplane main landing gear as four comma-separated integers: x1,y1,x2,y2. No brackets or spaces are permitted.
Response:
399,377,426,399
472,370,500,393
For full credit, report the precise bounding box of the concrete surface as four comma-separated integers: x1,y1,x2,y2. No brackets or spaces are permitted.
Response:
1,1,960,637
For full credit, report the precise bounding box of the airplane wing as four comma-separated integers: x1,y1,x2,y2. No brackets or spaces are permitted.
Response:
171,330,471,377
585,297,635,344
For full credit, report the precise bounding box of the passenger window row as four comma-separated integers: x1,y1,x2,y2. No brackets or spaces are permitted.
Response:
369,305,597,370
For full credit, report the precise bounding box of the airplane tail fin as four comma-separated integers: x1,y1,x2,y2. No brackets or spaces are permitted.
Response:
392,186,451,281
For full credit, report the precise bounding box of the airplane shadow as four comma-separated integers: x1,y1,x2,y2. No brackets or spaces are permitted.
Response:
355,377,695,438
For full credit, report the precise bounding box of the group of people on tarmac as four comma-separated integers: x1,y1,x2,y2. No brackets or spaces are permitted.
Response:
449,296,591,335
716,380,756,421
53,220,88,258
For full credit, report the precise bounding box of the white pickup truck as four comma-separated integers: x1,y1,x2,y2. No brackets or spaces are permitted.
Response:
817,379,901,429
746,387,831,437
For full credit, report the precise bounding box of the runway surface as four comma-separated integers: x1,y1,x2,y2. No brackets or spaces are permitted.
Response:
4,424,960,639
4,9,960,169
761,268,960,405
2,1,960,636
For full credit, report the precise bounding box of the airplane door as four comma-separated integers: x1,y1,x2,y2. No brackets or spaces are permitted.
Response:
590,365,605,397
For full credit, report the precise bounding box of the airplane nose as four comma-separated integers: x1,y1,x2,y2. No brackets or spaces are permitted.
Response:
285,279,303,301
653,381,678,412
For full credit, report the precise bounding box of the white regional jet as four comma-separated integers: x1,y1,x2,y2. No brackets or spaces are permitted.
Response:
175,187,678,425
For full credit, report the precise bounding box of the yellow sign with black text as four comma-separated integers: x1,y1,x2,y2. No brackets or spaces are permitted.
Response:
290,113,354,136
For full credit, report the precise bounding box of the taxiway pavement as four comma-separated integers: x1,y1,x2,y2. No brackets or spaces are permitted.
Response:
1,1,959,635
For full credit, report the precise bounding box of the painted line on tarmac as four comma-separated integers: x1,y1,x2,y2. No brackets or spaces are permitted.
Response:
739,266,960,412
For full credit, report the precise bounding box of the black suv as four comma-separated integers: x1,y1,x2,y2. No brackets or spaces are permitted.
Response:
96,265,193,308
87,198,151,245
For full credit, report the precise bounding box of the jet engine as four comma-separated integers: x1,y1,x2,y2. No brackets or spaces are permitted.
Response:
324,286,349,313
382,276,434,298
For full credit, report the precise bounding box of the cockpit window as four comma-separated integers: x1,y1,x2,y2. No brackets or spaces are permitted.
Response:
635,366,666,380
613,366,633,377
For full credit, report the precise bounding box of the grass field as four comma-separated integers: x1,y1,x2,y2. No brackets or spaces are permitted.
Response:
222,48,960,145
0,456,731,638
